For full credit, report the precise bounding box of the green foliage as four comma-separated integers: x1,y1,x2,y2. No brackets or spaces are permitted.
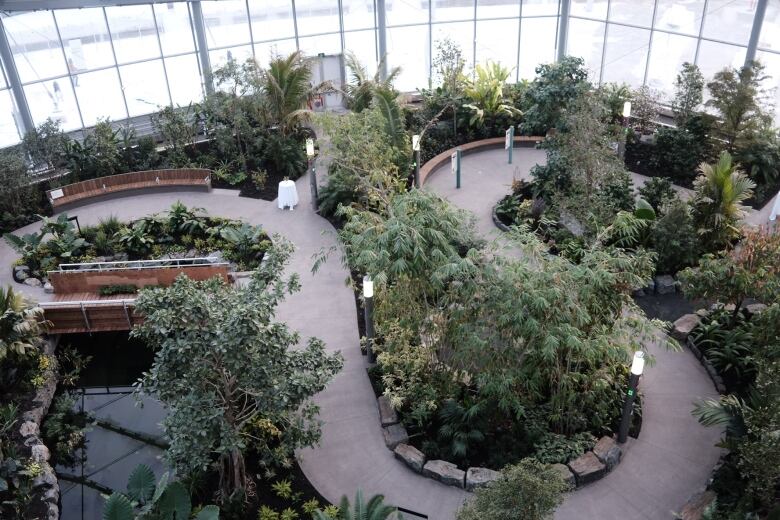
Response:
596,82,631,125
521,56,591,135
629,86,660,135
691,151,755,253
213,163,248,187
312,490,401,520
132,240,343,499
531,431,596,465
263,132,306,180
99,285,139,296
457,459,566,520
42,391,94,468
151,104,197,168
0,150,45,234
672,62,704,127
638,177,677,212
263,51,315,135
0,286,47,363
436,398,486,463
343,52,401,113
22,118,71,171
463,61,521,130
650,199,699,274
115,223,154,257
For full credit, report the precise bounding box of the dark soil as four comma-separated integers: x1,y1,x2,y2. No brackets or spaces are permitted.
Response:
634,293,696,322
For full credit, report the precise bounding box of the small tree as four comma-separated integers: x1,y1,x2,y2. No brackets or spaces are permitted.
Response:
630,85,660,135
706,60,772,152
457,459,566,520
132,240,343,501
679,227,780,320
432,38,467,97
151,104,198,168
672,62,704,127
21,118,70,171
521,56,591,135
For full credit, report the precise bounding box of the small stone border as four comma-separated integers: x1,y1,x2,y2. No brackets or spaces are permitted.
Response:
11,336,60,520
375,395,626,492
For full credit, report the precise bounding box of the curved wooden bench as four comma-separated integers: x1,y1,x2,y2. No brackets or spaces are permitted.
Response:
419,136,544,186
47,168,212,209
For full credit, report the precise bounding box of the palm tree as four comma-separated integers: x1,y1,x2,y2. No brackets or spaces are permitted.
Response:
262,51,317,135
343,52,401,113
0,286,47,361
692,151,755,252
313,490,403,520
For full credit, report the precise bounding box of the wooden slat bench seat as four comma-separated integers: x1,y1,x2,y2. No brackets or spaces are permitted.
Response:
47,168,212,209
418,136,544,186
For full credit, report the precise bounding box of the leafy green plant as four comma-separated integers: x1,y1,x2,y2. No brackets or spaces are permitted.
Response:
463,61,521,130
102,464,219,520
219,223,268,265
521,56,590,135
42,391,94,468
115,224,154,257
638,177,677,212
99,285,139,296
436,398,486,462
651,199,699,274
343,52,401,113
263,133,306,180
262,51,316,135
312,490,401,520
271,479,293,500
213,162,248,187
532,432,597,465
672,62,704,127
0,286,47,362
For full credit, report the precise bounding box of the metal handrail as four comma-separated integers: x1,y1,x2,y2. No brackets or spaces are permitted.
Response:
50,257,227,274
38,299,136,308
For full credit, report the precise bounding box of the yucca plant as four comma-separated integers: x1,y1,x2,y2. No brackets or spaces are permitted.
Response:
692,151,755,252
102,464,219,520
343,52,401,113
312,490,402,520
0,286,47,362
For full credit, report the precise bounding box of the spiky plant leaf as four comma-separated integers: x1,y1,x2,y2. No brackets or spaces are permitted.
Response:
102,493,134,520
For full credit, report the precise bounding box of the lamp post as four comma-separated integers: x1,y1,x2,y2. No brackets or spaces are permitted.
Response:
363,275,376,363
306,138,318,212
412,134,421,188
618,101,632,160
618,351,644,443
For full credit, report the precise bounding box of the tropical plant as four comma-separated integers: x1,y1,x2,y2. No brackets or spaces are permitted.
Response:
521,56,591,135
651,199,699,274
151,104,197,168
672,62,704,127
343,52,401,113
263,132,306,180
629,85,660,135
597,82,632,124
0,150,43,234
42,391,93,468
457,459,566,520
219,223,267,262
102,464,220,520
312,490,402,520
262,51,316,135
22,118,70,171
373,88,407,150
115,224,154,257
691,151,755,252
0,286,47,362
532,432,596,465
436,398,486,462
463,61,521,129
132,241,342,501
4,232,44,269
638,177,677,213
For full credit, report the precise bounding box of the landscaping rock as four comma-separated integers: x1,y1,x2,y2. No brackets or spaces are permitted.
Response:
382,424,408,450
24,277,42,288
567,452,606,486
655,275,676,295
745,303,767,316
43,282,54,294
645,279,656,294
19,421,39,437
465,467,500,491
672,314,701,341
394,443,425,473
377,395,398,426
113,252,129,262
13,265,30,282
676,490,716,520
632,288,645,298
422,460,465,488
695,308,709,318
552,463,576,489
592,436,621,471
31,444,50,463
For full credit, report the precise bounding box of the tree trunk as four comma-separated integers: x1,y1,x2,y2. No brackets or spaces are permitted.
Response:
219,448,247,500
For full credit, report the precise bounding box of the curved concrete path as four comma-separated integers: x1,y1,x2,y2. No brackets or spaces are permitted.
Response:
424,147,723,519
0,145,722,520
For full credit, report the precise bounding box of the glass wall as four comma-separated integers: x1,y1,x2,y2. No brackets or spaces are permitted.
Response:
0,0,778,147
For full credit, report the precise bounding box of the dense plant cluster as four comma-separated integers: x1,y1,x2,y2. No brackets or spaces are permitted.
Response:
5,202,271,283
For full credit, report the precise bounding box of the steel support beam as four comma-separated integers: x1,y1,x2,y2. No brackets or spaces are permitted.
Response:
745,0,768,66
376,0,388,80
0,18,34,135
557,0,571,61
190,1,214,96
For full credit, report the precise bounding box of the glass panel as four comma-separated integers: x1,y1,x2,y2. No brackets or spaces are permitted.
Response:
654,0,705,36
518,16,557,80
119,60,169,116
567,18,605,79
432,22,475,71
695,40,746,81
24,79,82,131
645,33,697,99
4,11,68,83
570,0,608,20
477,0,520,20
254,39,298,69
248,0,296,41
209,44,253,70
201,0,251,49
702,0,756,46
433,0,475,23
756,51,780,125
0,89,22,147
75,68,127,126
295,0,341,36
475,18,519,73
608,0,655,27
387,0,429,27
387,24,430,91
759,2,780,51
154,2,196,56
105,5,160,64
522,0,560,17
298,33,342,56
601,24,650,87
344,30,378,77
55,8,116,72
165,54,203,106
342,0,376,31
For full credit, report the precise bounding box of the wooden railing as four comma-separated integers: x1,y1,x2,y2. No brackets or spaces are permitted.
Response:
47,168,212,209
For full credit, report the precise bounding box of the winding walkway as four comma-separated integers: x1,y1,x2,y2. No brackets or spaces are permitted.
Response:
0,145,722,519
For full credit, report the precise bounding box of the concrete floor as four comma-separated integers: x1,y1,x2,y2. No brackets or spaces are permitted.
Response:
0,144,726,519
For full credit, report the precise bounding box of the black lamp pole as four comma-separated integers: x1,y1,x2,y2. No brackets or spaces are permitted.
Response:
364,275,375,363
618,351,644,443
